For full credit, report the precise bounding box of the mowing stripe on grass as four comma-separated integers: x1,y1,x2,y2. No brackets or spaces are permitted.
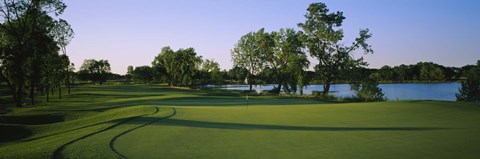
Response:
109,107,177,159
52,107,161,159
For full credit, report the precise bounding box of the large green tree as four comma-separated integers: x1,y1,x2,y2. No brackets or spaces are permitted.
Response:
419,62,444,81
131,65,153,84
298,2,373,94
270,28,309,94
0,0,68,107
78,59,111,84
198,59,221,85
152,47,202,86
231,31,263,91
51,19,74,94
227,66,248,83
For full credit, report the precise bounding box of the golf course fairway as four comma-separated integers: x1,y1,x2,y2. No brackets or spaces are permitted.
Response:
1,85,479,159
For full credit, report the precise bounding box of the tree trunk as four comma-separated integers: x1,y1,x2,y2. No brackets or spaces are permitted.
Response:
323,82,331,95
249,83,253,91
46,84,49,102
67,73,71,94
277,83,282,95
40,84,44,96
58,82,62,99
51,84,54,96
29,80,35,105
15,78,24,107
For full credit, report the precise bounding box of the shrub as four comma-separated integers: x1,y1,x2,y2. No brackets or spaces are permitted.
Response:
456,63,480,102
351,78,384,102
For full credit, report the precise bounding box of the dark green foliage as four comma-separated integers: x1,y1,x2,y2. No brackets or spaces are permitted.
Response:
369,62,461,82
152,47,202,86
298,2,373,94
198,59,222,85
351,78,384,102
456,61,480,102
231,30,263,90
419,62,444,81
270,28,309,95
131,66,153,84
0,0,72,107
227,66,248,83
232,28,309,94
78,59,111,84
311,91,338,101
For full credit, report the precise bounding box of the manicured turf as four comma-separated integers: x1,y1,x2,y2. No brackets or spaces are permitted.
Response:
0,85,479,158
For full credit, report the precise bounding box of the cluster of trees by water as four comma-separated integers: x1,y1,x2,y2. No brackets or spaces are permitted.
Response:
124,3,376,97
1,2,479,109
0,0,74,108
77,2,479,102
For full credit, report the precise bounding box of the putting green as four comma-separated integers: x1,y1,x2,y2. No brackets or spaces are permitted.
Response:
110,102,480,159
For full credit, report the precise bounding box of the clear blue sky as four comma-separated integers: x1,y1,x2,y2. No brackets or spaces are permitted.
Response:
62,0,480,74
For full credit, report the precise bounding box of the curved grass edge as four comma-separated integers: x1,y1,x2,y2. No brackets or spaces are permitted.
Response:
109,107,177,159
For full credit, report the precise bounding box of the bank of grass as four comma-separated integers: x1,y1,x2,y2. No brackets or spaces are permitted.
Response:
0,84,479,158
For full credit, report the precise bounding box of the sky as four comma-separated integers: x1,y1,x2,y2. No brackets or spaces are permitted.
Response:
62,0,480,74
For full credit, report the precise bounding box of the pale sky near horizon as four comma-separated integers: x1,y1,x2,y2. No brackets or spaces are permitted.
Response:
62,0,480,74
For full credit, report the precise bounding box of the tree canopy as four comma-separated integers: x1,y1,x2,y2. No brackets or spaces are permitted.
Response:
152,47,202,86
298,2,373,94
0,0,73,107
78,59,111,84
456,61,480,102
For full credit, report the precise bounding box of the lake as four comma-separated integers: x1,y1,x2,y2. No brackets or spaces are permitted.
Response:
206,82,461,101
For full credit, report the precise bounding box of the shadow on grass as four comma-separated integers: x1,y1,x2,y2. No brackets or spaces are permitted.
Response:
0,125,32,142
0,114,64,125
137,118,450,131
74,93,164,98
99,96,323,108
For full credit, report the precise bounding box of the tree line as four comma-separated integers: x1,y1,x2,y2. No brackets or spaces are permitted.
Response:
121,47,220,86
84,2,477,102
368,62,474,82
0,0,74,108
114,3,380,101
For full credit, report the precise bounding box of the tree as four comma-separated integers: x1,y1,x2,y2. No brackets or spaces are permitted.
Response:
231,31,263,91
78,59,111,84
377,65,393,81
131,65,153,83
0,0,68,107
392,64,408,82
125,65,133,83
227,66,248,83
152,47,202,86
51,19,74,94
269,28,309,94
456,60,480,102
351,77,384,102
199,59,222,84
419,62,444,81
298,2,373,95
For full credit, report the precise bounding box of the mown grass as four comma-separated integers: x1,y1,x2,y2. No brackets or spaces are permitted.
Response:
0,84,479,159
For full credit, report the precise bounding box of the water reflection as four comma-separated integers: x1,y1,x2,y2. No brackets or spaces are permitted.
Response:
205,82,461,101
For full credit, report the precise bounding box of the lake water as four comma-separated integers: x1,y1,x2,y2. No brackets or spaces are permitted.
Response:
206,82,461,101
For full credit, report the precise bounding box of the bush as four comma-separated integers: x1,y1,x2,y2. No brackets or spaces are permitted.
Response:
456,64,480,102
311,91,338,101
351,78,384,102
